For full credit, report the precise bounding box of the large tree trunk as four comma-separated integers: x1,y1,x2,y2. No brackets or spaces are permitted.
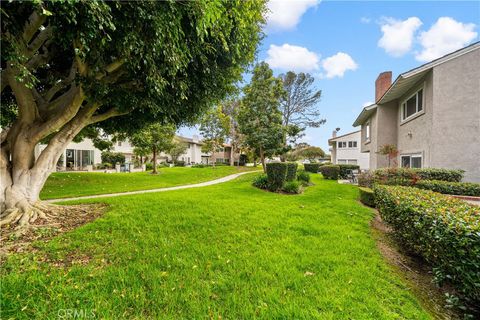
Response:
1,116,87,229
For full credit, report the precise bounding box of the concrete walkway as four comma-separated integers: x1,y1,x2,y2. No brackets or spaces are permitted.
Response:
46,170,261,203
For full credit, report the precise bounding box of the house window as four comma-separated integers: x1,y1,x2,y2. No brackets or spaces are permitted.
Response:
402,88,423,121
337,141,347,148
347,159,357,165
118,141,122,147
337,159,347,164
400,154,422,168
365,122,370,141
216,158,224,163
348,141,357,148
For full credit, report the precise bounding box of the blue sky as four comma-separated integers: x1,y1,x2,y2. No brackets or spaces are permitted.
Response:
179,0,479,152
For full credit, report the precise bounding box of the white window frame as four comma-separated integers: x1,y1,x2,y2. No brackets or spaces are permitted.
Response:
401,86,424,122
337,141,347,148
400,154,422,168
348,141,357,148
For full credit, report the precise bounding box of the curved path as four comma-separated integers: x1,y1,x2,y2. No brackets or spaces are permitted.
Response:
45,170,261,203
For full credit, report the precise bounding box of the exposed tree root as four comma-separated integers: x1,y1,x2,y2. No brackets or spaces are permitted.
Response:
1,203,106,258
0,202,62,231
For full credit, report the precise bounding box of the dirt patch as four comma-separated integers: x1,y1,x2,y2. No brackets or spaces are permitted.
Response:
0,203,107,259
370,213,460,320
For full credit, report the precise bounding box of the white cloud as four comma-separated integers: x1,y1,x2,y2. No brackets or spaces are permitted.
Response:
267,0,319,31
415,17,478,62
378,17,422,57
266,44,320,71
321,52,358,78
360,17,371,24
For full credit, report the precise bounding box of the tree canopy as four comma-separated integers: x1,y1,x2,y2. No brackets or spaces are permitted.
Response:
238,62,285,171
0,0,267,226
199,106,230,166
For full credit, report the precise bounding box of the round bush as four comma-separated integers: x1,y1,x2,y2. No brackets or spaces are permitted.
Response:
283,180,302,194
297,170,311,185
252,174,269,190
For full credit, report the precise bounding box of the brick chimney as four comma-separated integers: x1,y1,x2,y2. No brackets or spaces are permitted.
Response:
375,71,392,103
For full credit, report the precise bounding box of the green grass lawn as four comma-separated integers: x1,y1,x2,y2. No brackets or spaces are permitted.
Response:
2,174,431,319
40,166,256,200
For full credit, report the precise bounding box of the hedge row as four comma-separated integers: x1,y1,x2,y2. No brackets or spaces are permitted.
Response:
415,180,480,197
286,162,298,181
318,165,339,180
358,187,375,207
374,185,480,305
374,167,464,183
304,163,320,173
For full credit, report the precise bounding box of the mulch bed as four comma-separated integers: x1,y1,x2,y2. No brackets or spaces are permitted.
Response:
0,203,107,260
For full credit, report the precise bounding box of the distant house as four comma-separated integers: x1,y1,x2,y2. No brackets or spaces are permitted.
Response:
353,42,480,182
35,134,242,170
328,130,370,170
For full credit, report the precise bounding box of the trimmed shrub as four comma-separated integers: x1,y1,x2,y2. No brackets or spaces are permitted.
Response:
145,163,154,171
373,167,465,185
373,167,418,186
358,171,374,188
318,165,340,180
338,164,360,179
297,170,311,185
359,187,375,207
174,160,185,167
101,151,125,165
252,174,269,190
266,163,288,191
374,185,480,306
414,180,480,196
414,168,464,182
283,180,302,194
304,163,320,173
192,164,207,168
286,162,298,181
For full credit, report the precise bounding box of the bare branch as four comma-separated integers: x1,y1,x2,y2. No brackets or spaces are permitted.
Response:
44,62,77,102
22,11,47,44
27,25,52,56
95,59,125,80
89,107,128,124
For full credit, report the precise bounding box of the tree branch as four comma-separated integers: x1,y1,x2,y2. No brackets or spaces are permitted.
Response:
95,59,125,80
22,11,47,44
89,107,128,124
26,25,52,56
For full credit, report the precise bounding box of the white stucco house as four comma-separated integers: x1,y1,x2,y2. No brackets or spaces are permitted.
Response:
328,130,370,170
34,134,236,171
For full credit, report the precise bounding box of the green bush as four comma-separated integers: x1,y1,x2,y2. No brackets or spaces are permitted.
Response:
374,185,480,306
283,180,302,194
286,162,298,181
192,164,207,168
318,165,340,180
358,171,374,188
414,180,480,196
373,167,464,185
304,163,320,173
358,187,375,207
174,160,185,167
338,164,360,179
265,163,288,191
297,170,311,185
101,151,125,165
252,174,269,190
414,168,464,182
